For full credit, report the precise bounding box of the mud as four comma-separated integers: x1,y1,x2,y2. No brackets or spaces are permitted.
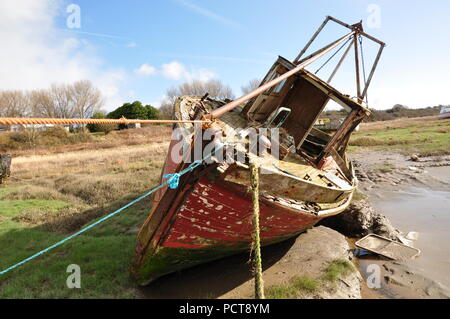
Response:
137,149,450,299
347,149,450,299
351,150,450,193
358,259,450,299
137,226,361,299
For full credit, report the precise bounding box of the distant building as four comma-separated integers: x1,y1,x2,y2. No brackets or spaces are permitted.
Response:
127,123,141,129
440,105,450,119
314,117,344,132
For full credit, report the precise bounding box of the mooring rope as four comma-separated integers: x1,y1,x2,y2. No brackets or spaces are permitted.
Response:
0,117,209,126
250,161,265,299
0,144,225,276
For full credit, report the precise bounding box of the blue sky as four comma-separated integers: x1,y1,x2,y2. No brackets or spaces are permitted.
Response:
1,0,449,111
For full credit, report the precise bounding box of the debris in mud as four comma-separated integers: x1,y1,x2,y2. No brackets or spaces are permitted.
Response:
319,199,402,241
355,234,420,260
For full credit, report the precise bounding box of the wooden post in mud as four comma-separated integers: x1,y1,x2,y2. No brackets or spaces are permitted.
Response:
250,161,265,299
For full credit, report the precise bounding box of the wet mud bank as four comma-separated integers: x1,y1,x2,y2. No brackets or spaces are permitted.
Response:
137,226,361,299
341,150,450,299
137,150,450,299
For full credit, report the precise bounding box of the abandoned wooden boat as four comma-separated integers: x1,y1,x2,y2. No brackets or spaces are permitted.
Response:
132,16,385,285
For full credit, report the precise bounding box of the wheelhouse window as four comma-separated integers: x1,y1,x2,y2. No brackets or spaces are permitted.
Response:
273,78,287,94
264,72,280,94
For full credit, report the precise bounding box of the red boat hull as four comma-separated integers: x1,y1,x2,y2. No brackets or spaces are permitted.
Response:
132,170,342,285
163,177,320,249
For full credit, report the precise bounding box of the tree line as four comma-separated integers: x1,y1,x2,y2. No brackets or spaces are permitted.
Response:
0,80,103,119
158,78,260,118
322,104,443,122
0,78,261,130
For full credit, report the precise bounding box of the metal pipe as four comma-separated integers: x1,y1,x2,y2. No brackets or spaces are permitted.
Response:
359,30,385,46
327,38,354,83
353,36,362,101
327,16,354,30
296,32,353,65
0,117,209,126
294,16,330,63
361,44,385,100
208,31,356,120
327,16,385,46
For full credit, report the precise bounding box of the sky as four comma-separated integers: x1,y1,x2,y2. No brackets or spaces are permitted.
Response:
0,0,449,111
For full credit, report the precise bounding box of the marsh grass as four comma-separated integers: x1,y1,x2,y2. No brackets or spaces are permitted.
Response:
321,259,355,282
265,275,319,299
0,126,172,157
265,259,355,299
350,117,450,156
0,129,169,298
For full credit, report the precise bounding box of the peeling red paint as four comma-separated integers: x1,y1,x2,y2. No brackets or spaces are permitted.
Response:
160,177,320,249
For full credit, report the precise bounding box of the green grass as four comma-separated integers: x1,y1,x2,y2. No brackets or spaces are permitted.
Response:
265,259,355,299
265,283,297,299
0,184,151,298
0,187,22,200
350,119,450,156
0,126,170,298
322,259,355,282
265,275,319,299
0,199,69,218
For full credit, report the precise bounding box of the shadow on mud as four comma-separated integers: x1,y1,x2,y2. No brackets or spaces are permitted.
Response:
136,237,297,299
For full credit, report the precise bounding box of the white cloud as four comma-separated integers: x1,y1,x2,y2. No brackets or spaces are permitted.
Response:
190,68,216,82
137,60,216,82
370,83,450,109
161,61,188,80
134,63,157,76
0,0,126,111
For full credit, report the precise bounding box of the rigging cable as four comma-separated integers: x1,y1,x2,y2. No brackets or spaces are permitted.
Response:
314,36,353,75
358,35,369,104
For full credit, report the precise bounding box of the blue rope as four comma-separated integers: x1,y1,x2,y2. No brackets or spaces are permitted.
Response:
164,160,202,189
0,145,224,276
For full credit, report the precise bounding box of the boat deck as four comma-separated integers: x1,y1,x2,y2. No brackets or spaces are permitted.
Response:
215,106,352,191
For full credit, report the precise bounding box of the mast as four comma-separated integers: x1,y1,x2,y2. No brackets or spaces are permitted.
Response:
208,31,356,120
208,16,385,121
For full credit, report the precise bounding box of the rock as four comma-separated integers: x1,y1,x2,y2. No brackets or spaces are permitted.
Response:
220,226,362,299
319,199,402,240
